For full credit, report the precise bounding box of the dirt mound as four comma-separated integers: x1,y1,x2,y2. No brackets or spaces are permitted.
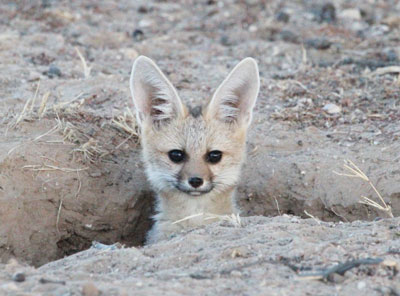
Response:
0,109,153,266
1,216,399,295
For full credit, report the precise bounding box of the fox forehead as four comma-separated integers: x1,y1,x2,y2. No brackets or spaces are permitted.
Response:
142,114,246,155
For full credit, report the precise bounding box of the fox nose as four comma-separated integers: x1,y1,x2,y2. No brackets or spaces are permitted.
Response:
188,177,203,188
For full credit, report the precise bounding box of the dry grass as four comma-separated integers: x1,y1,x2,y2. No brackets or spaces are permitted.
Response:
334,159,394,218
53,92,85,114
75,47,91,78
304,210,321,225
112,107,138,137
9,83,120,164
172,213,242,227
11,82,40,128
38,91,50,118
273,196,281,216
73,138,108,162
56,199,63,234
22,164,88,172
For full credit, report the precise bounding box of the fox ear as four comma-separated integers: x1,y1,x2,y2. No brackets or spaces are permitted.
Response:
205,58,259,126
130,56,186,126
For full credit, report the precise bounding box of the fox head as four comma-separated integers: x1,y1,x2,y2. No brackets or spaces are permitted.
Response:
130,56,259,198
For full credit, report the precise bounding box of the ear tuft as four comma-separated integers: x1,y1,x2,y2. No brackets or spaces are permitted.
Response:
205,58,260,126
130,56,186,127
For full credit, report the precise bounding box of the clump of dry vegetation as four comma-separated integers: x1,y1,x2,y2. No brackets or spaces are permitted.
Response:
8,82,139,164
334,159,394,218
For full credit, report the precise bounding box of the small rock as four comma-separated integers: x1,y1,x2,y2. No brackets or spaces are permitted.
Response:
132,29,144,42
279,30,299,43
357,281,366,290
220,35,231,46
230,270,242,277
137,6,148,13
275,11,289,23
44,65,62,78
12,272,25,283
323,103,341,114
82,282,100,296
327,273,345,283
138,19,152,28
316,3,336,23
305,38,332,50
340,8,362,20
248,25,258,32
89,170,102,178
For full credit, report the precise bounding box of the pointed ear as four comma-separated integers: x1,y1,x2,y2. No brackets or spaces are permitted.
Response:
130,56,187,127
205,58,259,126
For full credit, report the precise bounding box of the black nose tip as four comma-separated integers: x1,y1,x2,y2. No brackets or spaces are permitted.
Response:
188,177,203,188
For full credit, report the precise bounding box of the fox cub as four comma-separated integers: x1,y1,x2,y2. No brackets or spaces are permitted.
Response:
130,56,260,243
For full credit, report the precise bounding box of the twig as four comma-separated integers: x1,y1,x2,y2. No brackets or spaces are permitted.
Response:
22,164,88,172
39,278,66,285
75,170,82,199
115,133,135,150
298,258,383,281
56,199,63,234
304,210,321,225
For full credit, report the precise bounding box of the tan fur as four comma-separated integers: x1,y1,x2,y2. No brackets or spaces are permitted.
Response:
129,56,259,243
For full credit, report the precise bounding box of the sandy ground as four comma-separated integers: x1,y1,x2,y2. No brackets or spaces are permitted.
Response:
1,216,400,295
0,0,399,294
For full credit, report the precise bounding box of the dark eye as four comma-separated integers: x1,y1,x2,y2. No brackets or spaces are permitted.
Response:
168,150,185,163
207,150,222,164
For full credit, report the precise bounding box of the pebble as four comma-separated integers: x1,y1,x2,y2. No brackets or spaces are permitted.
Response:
327,273,345,283
275,11,289,23
132,29,145,42
305,38,332,50
279,30,299,43
340,8,362,20
45,64,62,78
137,6,148,13
230,270,242,277
316,3,336,23
220,35,231,46
138,19,152,28
323,103,341,114
357,281,366,290
12,272,26,282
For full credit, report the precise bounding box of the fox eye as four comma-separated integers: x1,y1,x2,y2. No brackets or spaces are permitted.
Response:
207,150,222,164
168,150,185,163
